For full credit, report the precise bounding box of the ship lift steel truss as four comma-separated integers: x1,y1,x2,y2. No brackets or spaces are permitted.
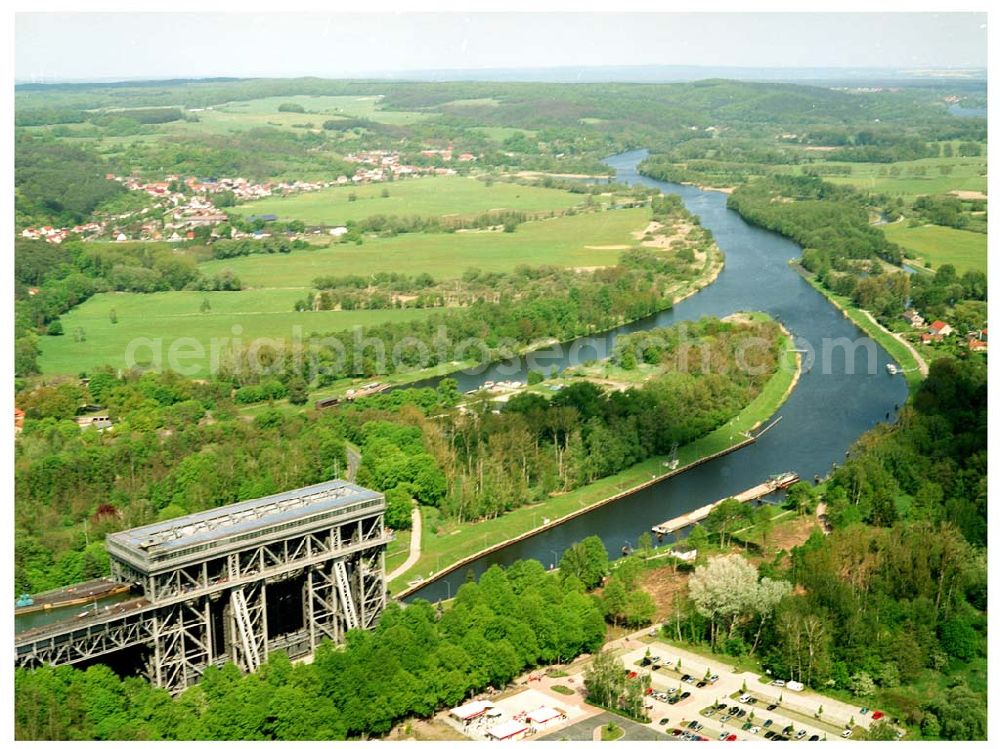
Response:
17,514,387,694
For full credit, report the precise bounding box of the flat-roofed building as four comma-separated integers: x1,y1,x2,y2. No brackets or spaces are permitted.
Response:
16,480,388,693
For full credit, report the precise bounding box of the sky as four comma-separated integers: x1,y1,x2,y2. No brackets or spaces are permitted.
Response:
13,12,989,83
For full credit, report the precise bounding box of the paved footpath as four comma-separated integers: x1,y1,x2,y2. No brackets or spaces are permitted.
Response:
386,505,422,583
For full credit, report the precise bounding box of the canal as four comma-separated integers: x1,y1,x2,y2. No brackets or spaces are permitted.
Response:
404,149,908,602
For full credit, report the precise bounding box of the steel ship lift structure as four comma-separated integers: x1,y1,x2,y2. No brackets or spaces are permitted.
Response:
14,480,388,694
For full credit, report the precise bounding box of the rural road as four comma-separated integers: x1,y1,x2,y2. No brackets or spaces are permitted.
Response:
858,309,929,377
386,506,422,583
346,444,361,481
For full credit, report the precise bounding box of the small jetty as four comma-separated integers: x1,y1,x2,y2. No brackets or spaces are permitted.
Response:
886,363,918,377
14,578,132,616
652,472,799,536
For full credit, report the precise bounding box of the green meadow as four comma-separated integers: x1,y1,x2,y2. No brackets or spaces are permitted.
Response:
37,290,435,377
229,176,590,224
786,154,987,198
201,207,649,287
882,220,987,275
208,94,438,126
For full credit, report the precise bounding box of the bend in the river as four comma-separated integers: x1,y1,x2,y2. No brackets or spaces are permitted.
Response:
404,149,908,602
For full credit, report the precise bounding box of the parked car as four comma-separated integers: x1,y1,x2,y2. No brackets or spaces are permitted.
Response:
680,691,692,700
671,729,683,736
763,719,774,729
748,697,758,704
659,718,670,726
709,675,720,683
872,711,885,721
841,730,853,739
720,715,732,724
772,680,786,687
652,664,661,671
696,680,707,688
782,726,794,736
689,721,703,731
720,733,731,741
767,704,778,711
739,694,753,704
764,732,776,740
809,735,820,741
717,703,729,711
681,674,694,683
795,730,807,739
737,709,748,718
742,722,753,731
750,726,761,734
650,656,661,663
725,735,738,742
729,707,741,715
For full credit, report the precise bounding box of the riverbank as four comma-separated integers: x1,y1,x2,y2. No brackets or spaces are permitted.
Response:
790,262,927,391
672,243,725,305
390,323,801,597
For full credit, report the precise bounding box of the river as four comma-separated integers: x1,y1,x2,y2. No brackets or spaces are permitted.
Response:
403,149,908,602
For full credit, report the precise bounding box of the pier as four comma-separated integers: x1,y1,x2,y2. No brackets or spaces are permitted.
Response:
651,472,799,536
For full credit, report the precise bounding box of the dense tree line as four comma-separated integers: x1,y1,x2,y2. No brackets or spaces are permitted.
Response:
15,136,126,228
911,194,987,234
429,317,781,522
664,357,987,740
14,369,350,593
14,560,606,739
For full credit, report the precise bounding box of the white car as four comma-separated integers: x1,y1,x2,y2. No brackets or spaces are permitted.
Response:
750,727,761,734
841,729,853,739
772,680,786,687
739,694,752,704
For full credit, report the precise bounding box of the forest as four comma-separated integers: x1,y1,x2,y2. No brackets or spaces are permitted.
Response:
665,356,987,741
14,315,781,592
14,560,606,740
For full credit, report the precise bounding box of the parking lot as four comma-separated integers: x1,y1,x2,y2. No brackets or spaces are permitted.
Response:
614,640,895,742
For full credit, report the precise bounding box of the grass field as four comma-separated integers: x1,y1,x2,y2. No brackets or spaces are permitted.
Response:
228,176,590,224
200,94,438,126
786,155,987,198
37,289,435,377
391,320,799,594
201,207,649,287
881,220,987,275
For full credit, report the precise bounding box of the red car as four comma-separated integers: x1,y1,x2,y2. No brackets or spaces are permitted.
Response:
627,671,638,679
871,711,885,721
725,735,738,742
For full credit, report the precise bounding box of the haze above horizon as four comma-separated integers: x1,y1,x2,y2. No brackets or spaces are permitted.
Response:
16,12,987,84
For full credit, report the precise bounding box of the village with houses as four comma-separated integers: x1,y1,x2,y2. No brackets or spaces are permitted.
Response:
18,148,474,245
901,306,988,353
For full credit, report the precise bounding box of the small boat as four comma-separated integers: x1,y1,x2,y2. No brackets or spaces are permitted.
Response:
769,472,799,489
15,593,34,608
885,363,898,375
